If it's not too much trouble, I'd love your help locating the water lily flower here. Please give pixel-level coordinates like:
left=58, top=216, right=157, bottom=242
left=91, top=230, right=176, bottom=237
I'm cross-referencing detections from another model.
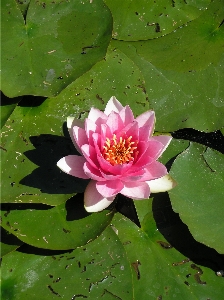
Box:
left=57, top=96, right=176, bottom=212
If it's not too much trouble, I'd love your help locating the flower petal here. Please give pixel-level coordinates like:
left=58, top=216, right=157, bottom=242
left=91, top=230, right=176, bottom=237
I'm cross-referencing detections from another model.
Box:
left=106, top=111, right=123, bottom=134
left=83, top=162, right=105, bottom=181
left=57, top=155, right=89, bottom=179
left=104, top=96, right=124, bottom=115
left=136, top=110, right=155, bottom=134
left=150, top=135, right=172, bottom=155
left=120, top=181, right=150, bottom=199
left=81, top=144, right=99, bottom=168
left=67, top=117, right=85, bottom=153
left=85, top=118, right=99, bottom=145
left=84, top=180, right=115, bottom=212
left=118, top=121, right=139, bottom=143
left=87, top=108, right=107, bottom=126
left=119, top=105, right=135, bottom=127
left=100, top=123, right=113, bottom=151
left=96, top=180, right=124, bottom=198
left=139, top=161, right=168, bottom=181
left=73, top=125, right=88, bottom=152
left=133, top=141, right=163, bottom=169
left=147, top=174, right=177, bottom=193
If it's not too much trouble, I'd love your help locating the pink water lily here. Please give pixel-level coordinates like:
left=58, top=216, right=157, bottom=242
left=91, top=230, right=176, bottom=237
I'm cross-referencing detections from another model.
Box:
left=57, top=96, right=176, bottom=212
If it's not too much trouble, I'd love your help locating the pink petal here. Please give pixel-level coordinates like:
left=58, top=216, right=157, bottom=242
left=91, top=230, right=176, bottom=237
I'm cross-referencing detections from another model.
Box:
left=97, top=153, right=133, bottom=176
left=100, top=170, right=122, bottom=180
left=57, top=155, right=89, bottom=179
left=120, top=181, right=150, bottom=200
left=119, top=105, right=135, bottom=127
left=83, top=162, right=105, bottom=181
left=146, top=174, right=177, bottom=193
left=87, top=108, right=107, bottom=126
left=100, top=124, right=113, bottom=152
left=106, top=111, right=123, bottom=134
left=136, top=110, right=155, bottom=136
left=73, top=126, right=88, bottom=152
left=139, top=161, right=167, bottom=181
left=138, top=124, right=153, bottom=142
left=96, top=180, right=124, bottom=198
left=104, top=96, right=124, bottom=115
left=85, top=118, right=100, bottom=145
left=150, top=135, right=172, bottom=156
left=142, top=140, right=164, bottom=161
left=67, top=117, right=85, bottom=153
left=117, top=121, right=139, bottom=143
left=133, top=141, right=163, bottom=169
left=84, top=180, right=115, bottom=212
left=121, top=169, right=145, bottom=181
left=81, top=144, right=99, bottom=168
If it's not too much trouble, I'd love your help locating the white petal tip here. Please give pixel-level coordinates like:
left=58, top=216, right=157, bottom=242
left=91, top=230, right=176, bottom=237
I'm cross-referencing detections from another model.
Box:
left=84, top=180, right=115, bottom=212
left=57, top=157, right=69, bottom=172
left=104, top=96, right=123, bottom=115
left=67, top=116, right=75, bottom=129
left=84, top=198, right=113, bottom=213
left=147, top=174, right=177, bottom=193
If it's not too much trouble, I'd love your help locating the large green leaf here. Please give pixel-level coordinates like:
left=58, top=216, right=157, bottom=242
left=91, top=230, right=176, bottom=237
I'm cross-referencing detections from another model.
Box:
left=108, top=0, right=224, bottom=132
left=112, top=209, right=224, bottom=299
left=0, top=200, right=114, bottom=250
left=2, top=209, right=223, bottom=300
left=169, top=143, right=224, bottom=253
left=49, top=44, right=150, bottom=117
left=110, top=41, right=224, bottom=132
left=1, top=0, right=112, bottom=97
left=130, top=0, right=224, bottom=71
left=1, top=226, right=132, bottom=300
left=104, top=0, right=211, bottom=41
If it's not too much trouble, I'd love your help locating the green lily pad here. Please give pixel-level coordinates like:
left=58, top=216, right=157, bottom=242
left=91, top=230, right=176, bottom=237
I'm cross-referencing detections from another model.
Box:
left=0, top=199, right=114, bottom=250
left=1, top=225, right=132, bottom=300
left=110, top=38, right=224, bottom=132
left=1, top=0, right=112, bottom=97
left=111, top=208, right=224, bottom=299
left=104, top=0, right=211, bottom=41
left=48, top=45, right=149, bottom=118
left=169, top=143, right=224, bottom=253
left=130, top=0, right=224, bottom=71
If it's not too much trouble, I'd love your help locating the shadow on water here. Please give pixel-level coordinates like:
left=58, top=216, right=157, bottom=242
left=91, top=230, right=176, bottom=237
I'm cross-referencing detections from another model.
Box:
left=152, top=192, right=224, bottom=273
left=20, top=133, right=88, bottom=194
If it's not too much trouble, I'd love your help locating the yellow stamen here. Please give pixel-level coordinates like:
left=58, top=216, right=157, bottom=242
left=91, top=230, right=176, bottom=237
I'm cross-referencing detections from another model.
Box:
left=103, top=134, right=138, bottom=165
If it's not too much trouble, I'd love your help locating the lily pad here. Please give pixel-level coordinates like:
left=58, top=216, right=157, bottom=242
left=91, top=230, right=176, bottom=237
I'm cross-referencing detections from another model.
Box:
left=110, top=209, right=224, bottom=299
left=104, top=0, right=211, bottom=41
left=0, top=199, right=114, bottom=250
left=130, top=0, right=224, bottom=71
left=1, top=0, right=112, bottom=97
left=110, top=38, right=224, bottom=132
left=169, top=143, right=224, bottom=253
left=0, top=226, right=132, bottom=300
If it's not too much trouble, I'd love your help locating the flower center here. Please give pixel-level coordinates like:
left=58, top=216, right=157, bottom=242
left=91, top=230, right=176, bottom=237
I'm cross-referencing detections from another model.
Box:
left=103, top=134, right=138, bottom=166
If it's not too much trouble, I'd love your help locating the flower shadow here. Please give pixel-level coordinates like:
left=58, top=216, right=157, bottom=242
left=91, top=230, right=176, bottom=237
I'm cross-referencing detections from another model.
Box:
left=20, top=132, right=88, bottom=194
